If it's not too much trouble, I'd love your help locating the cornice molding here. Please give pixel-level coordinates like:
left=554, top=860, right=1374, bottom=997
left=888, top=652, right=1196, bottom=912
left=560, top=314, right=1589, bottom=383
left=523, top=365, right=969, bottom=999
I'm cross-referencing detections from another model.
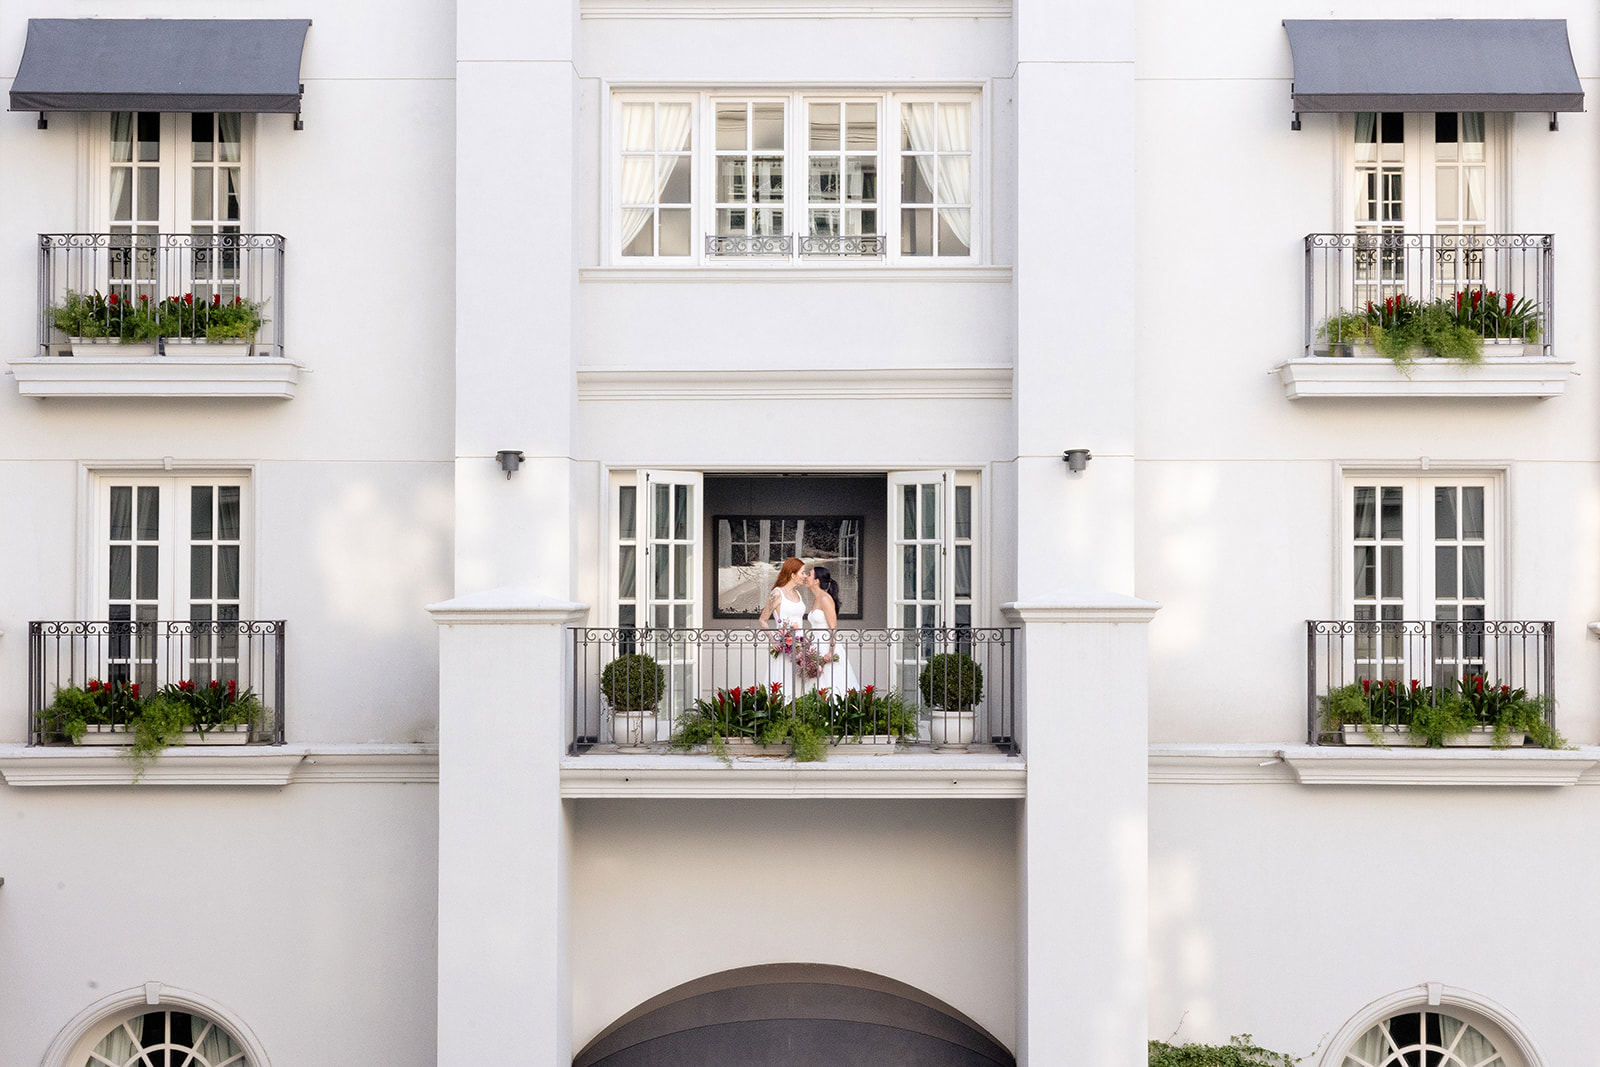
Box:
left=0, top=744, right=439, bottom=788
left=1150, top=743, right=1600, bottom=787
left=560, top=753, right=1025, bottom=797
left=9, top=356, right=303, bottom=400
left=427, top=586, right=590, bottom=625
left=1002, top=588, right=1161, bottom=625
left=578, top=365, right=1011, bottom=401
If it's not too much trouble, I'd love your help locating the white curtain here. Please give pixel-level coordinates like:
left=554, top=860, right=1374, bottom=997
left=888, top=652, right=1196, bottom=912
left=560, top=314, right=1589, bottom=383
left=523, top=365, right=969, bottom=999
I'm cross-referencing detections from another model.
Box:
left=89, top=1021, right=138, bottom=1066
left=193, top=1018, right=247, bottom=1066
left=1341, top=1023, right=1388, bottom=1067
left=901, top=103, right=972, bottom=250
left=619, top=103, right=692, bottom=252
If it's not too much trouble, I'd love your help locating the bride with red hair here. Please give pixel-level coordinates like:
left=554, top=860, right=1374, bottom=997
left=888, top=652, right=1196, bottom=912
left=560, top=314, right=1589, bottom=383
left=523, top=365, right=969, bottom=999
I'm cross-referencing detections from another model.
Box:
left=756, top=557, right=808, bottom=694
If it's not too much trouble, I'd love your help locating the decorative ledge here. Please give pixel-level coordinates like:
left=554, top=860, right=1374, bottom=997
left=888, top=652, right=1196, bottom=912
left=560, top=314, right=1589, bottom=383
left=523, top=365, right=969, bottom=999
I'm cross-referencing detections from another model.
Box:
left=0, top=744, right=438, bottom=787
left=1151, top=743, right=1599, bottom=787
left=9, top=356, right=303, bottom=399
left=579, top=265, right=1011, bottom=284
left=560, top=752, right=1025, bottom=798
left=1277, top=356, right=1574, bottom=399
left=578, top=365, right=1011, bottom=402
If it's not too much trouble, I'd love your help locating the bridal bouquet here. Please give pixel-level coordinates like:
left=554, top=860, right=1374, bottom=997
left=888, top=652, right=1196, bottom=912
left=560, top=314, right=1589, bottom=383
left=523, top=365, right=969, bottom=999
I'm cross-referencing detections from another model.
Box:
left=769, top=624, right=824, bottom=679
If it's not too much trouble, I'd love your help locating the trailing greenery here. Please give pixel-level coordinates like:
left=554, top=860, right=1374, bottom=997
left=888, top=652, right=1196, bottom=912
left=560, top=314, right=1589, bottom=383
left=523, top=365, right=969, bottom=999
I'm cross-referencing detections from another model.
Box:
left=670, top=683, right=918, bottom=762
left=39, top=677, right=262, bottom=776
left=1318, top=285, right=1547, bottom=371
left=919, top=653, right=984, bottom=711
left=1319, top=675, right=1567, bottom=749
left=599, top=653, right=664, bottom=712
left=1148, top=1034, right=1299, bottom=1067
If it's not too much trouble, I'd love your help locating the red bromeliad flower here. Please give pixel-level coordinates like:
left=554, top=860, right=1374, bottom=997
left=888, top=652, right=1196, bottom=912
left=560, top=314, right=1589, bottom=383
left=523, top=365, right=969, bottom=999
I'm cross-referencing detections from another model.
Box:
left=183, top=293, right=194, bottom=306
left=213, top=293, right=222, bottom=307
left=770, top=682, right=782, bottom=694
left=1410, top=679, right=1421, bottom=692
left=227, top=679, right=237, bottom=698
left=1471, top=289, right=1483, bottom=307
left=1361, top=678, right=1371, bottom=695
left=1474, top=675, right=1485, bottom=694
left=109, top=293, right=119, bottom=306
left=129, top=682, right=140, bottom=698
left=1505, top=292, right=1515, bottom=313
left=178, top=679, right=195, bottom=692
left=87, top=679, right=102, bottom=692
left=1501, top=685, right=1511, bottom=695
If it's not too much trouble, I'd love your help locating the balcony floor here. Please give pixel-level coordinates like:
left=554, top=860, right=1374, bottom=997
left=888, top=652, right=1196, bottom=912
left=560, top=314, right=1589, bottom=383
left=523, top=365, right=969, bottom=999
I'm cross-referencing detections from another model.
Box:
left=560, top=750, right=1025, bottom=798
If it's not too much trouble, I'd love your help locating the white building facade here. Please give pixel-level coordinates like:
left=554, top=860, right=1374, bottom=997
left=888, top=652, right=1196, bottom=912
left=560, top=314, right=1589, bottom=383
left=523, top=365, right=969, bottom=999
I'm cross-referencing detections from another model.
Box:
left=0, top=1, right=1594, bottom=1065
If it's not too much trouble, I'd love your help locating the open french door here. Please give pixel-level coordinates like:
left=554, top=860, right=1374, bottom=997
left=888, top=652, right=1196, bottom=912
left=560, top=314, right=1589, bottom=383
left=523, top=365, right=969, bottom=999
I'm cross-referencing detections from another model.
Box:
left=636, top=470, right=702, bottom=723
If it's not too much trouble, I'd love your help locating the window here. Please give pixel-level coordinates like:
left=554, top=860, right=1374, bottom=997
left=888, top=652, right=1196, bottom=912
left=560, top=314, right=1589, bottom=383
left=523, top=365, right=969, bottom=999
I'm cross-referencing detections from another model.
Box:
left=86, top=1009, right=249, bottom=1067
left=1342, top=1010, right=1512, bottom=1067
left=889, top=471, right=979, bottom=630
left=613, top=91, right=978, bottom=264
left=1350, top=112, right=1496, bottom=236
left=1346, top=475, right=1495, bottom=625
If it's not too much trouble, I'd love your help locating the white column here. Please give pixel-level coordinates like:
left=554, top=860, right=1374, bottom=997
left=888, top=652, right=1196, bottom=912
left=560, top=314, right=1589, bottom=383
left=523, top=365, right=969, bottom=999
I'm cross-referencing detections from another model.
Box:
left=1004, top=590, right=1156, bottom=1067
left=454, top=0, right=580, bottom=595
left=429, top=587, right=588, bottom=1066
left=1011, top=0, right=1137, bottom=598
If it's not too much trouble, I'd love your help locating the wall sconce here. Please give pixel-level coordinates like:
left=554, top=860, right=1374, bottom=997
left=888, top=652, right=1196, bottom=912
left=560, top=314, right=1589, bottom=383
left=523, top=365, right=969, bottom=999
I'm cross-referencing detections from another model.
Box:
left=495, top=450, right=524, bottom=479
left=1062, top=448, right=1092, bottom=473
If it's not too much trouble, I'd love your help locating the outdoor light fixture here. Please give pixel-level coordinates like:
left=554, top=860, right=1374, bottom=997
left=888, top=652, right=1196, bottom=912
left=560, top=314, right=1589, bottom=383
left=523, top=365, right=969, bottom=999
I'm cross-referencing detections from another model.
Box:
left=1063, top=448, right=1092, bottom=473
left=496, top=450, right=524, bottom=479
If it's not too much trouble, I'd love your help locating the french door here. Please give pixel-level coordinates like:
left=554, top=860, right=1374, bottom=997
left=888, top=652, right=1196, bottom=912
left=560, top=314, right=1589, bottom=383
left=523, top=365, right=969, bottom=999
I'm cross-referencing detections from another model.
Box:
left=93, top=476, right=250, bottom=689
left=1344, top=475, right=1496, bottom=683
left=614, top=471, right=702, bottom=722
left=887, top=471, right=977, bottom=697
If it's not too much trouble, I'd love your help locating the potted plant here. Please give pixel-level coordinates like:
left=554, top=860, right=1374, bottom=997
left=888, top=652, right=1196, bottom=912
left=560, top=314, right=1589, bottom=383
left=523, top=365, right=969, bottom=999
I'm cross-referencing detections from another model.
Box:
left=919, top=653, right=984, bottom=749
left=1321, top=675, right=1564, bottom=749
left=600, top=652, right=664, bottom=750
left=1448, top=288, right=1542, bottom=357
left=1317, top=294, right=1483, bottom=370
left=829, top=685, right=916, bottom=750
left=48, top=290, right=166, bottom=357
left=161, top=292, right=265, bottom=357
left=38, top=676, right=261, bottom=775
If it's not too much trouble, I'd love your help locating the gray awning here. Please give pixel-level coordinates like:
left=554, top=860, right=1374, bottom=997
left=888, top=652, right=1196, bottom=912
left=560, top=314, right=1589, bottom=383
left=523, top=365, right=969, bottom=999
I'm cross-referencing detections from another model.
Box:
left=1284, top=19, right=1584, bottom=114
left=10, top=19, right=311, bottom=113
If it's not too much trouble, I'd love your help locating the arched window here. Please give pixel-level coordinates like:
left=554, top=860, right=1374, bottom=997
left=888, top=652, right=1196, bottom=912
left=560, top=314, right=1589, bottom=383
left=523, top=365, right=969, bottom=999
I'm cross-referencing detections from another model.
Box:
left=85, top=1009, right=248, bottom=1067
left=1337, top=1004, right=1530, bottom=1067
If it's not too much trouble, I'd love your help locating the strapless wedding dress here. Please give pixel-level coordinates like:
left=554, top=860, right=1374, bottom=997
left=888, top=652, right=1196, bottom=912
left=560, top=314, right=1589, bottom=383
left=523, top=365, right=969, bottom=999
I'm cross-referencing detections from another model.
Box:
left=806, top=608, right=858, bottom=696
left=763, top=589, right=808, bottom=696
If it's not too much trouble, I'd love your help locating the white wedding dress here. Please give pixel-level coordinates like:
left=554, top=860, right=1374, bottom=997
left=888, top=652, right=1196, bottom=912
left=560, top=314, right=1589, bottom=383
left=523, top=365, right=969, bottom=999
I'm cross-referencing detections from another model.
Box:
left=763, top=588, right=808, bottom=696
left=806, top=608, right=858, bottom=696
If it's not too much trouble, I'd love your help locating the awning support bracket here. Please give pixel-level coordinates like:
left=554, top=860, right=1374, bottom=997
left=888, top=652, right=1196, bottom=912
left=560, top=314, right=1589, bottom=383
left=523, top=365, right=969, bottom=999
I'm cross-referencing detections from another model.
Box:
left=1550, top=112, right=1559, bottom=132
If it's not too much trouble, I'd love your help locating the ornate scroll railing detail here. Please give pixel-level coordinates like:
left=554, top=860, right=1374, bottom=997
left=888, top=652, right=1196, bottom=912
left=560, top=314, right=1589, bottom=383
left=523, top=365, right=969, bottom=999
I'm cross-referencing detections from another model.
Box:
left=705, top=234, right=794, bottom=257
left=570, top=626, right=1018, bottom=755
left=1303, top=233, right=1554, bottom=358
left=38, top=233, right=286, bottom=358
left=799, top=234, right=887, bottom=257
left=1306, top=619, right=1553, bottom=745
left=28, top=620, right=286, bottom=745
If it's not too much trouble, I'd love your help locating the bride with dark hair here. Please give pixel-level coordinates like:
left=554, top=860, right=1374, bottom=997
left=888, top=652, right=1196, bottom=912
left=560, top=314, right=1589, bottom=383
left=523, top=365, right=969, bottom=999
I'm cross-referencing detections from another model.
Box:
left=803, top=565, right=858, bottom=696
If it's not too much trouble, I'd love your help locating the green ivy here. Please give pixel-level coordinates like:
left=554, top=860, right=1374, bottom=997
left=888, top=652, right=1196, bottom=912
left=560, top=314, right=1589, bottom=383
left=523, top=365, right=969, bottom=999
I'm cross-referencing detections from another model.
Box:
left=1148, top=1035, right=1300, bottom=1067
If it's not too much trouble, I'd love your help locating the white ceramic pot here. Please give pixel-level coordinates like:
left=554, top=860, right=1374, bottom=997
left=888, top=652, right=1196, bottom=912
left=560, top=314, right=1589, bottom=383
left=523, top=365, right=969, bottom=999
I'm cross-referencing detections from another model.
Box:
left=928, top=708, right=975, bottom=749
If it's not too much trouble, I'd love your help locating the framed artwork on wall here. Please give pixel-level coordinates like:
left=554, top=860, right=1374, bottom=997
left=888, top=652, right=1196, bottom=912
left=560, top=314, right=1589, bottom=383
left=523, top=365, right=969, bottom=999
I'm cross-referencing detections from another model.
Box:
left=713, top=515, right=865, bottom=619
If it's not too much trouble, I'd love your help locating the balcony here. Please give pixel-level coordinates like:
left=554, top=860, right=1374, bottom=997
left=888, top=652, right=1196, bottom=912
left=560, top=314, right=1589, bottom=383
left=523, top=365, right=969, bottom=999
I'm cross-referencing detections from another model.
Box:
left=569, top=626, right=1017, bottom=756
left=1280, top=233, right=1572, bottom=398
left=29, top=620, right=286, bottom=746
left=10, top=233, right=299, bottom=399
left=1306, top=619, right=1555, bottom=747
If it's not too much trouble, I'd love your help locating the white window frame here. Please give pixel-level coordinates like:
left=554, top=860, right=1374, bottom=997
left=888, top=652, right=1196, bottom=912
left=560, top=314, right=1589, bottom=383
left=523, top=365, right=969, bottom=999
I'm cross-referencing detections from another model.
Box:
left=607, top=88, right=983, bottom=267
left=1336, top=466, right=1507, bottom=624
left=1338, top=112, right=1507, bottom=235
left=82, top=111, right=257, bottom=235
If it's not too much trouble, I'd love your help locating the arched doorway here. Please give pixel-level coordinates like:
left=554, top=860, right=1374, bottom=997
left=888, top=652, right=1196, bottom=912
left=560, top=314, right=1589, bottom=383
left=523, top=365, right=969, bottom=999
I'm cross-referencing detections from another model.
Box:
left=574, top=963, right=1014, bottom=1067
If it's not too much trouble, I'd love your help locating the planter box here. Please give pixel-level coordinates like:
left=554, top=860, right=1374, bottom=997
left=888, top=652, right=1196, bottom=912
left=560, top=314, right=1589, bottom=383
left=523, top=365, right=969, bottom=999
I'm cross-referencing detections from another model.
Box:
left=75, top=724, right=251, bottom=746
left=832, top=735, right=902, bottom=754
left=1482, top=339, right=1540, bottom=358
left=68, top=337, right=158, bottom=358
left=1340, top=724, right=1529, bottom=748
left=165, top=337, right=253, bottom=358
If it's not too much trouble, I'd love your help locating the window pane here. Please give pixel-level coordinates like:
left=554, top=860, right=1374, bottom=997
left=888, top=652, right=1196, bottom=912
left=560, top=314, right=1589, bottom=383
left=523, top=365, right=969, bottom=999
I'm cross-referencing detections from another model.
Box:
left=620, top=158, right=654, bottom=203
left=191, top=486, right=213, bottom=539
left=1380, top=111, right=1403, bottom=143
left=110, top=486, right=133, bottom=540
left=938, top=155, right=971, bottom=197
left=903, top=208, right=932, bottom=254
left=111, top=112, right=134, bottom=162
left=653, top=544, right=669, bottom=599
left=844, top=158, right=876, bottom=203
left=903, top=545, right=916, bottom=597
left=192, top=113, right=215, bottom=161
left=810, top=157, right=840, bottom=201
left=716, top=103, right=747, bottom=150
left=192, top=168, right=214, bottom=222
left=717, top=158, right=747, bottom=202
left=901, top=103, right=932, bottom=150
left=223, top=168, right=241, bottom=220
left=1353, top=486, right=1375, bottom=540
left=1434, top=487, right=1456, bottom=540
left=1354, top=546, right=1375, bottom=599
left=110, top=546, right=132, bottom=600
left=810, top=209, right=839, bottom=236
left=921, top=484, right=937, bottom=539
left=1435, top=166, right=1457, bottom=219
left=660, top=156, right=691, bottom=203
left=136, top=546, right=159, bottom=600
left=921, top=544, right=937, bottom=598
left=618, top=545, right=636, bottom=598
left=136, top=168, right=160, bottom=222
left=136, top=112, right=160, bottom=161
left=954, top=545, right=971, bottom=598
left=218, top=113, right=242, bottom=162
left=752, top=157, right=783, bottom=201
left=954, top=485, right=972, bottom=539
left=137, top=487, right=160, bottom=540
left=618, top=486, right=637, bottom=540
left=192, top=545, right=214, bottom=598
left=902, top=157, right=933, bottom=203
left=673, top=544, right=689, bottom=598
left=218, top=487, right=240, bottom=540
left=111, top=168, right=133, bottom=221
left=673, top=484, right=690, bottom=540
left=1380, top=545, right=1403, bottom=599
left=1463, top=546, right=1485, bottom=598
left=1462, top=487, right=1484, bottom=539
left=809, top=103, right=840, bottom=150
left=902, top=486, right=916, bottom=539
left=659, top=103, right=690, bottom=150
left=622, top=214, right=653, bottom=256
left=1380, top=487, right=1402, bottom=539
left=659, top=210, right=690, bottom=256
left=752, top=104, right=784, bottom=150
left=653, top=483, right=669, bottom=540
left=621, top=103, right=654, bottom=151
left=618, top=603, right=635, bottom=627
left=218, top=546, right=240, bottom=599
left=846, top=102, right=876, bottom=149
left=938, top=104, right=971, bottom=150
left=937, top=210, right=971, bottom=256
left=1435, top=111, right=1457, bottom=145
left=1435, top=546, right=1457, bottom=598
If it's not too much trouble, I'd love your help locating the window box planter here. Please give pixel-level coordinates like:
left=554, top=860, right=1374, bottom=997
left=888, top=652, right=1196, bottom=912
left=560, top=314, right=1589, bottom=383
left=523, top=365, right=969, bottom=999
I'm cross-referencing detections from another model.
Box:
left=75, top=723, right=252, bottom=746
left=1341, top=724, right=1528, bottom=748
left=68, top=337, right=158, bottom=358
left=165, top=337, right=252, bottom=358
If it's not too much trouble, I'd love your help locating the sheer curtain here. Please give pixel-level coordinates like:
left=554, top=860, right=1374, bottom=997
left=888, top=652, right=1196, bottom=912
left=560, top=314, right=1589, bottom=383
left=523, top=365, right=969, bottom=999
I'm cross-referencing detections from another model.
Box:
left=619, top=103, right=692, bottom=252
left=900, top=103, right=971, bottom=251
left=90, top=1021, right=138, bottom=1066
left=1341, top=1023, right=1388, bottom=1067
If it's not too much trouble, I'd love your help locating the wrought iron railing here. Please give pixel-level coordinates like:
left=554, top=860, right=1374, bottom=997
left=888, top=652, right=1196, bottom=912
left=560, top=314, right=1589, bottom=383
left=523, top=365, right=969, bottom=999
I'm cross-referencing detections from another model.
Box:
left=38, top=233, right=286, bottom=358
left=1304, top=233, right=1553, bottom=358
left=1306, top=619, right=1553, bottom=745
left=29, top=620, right=286, bottom=745
left=705, top=234, right=886, bottom=258
left=571, top=626, right=1017, bottom=754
